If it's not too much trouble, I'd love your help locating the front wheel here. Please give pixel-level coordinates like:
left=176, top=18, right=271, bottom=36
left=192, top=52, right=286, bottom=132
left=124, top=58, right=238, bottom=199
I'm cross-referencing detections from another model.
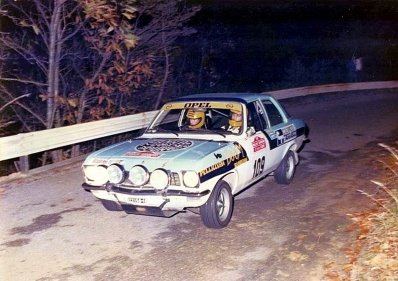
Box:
left=200, top=180, right=233, bottom=229
left=274, top=151, right=296, bottom=185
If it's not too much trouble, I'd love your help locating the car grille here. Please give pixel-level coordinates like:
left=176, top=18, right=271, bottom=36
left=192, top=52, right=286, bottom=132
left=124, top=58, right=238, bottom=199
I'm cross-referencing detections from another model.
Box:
left=170, top=172, right=181, bottom=186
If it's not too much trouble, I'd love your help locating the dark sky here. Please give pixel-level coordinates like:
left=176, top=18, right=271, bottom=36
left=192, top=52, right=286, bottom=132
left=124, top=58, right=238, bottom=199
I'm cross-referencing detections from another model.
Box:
left=185, top=1, right=398, bottom=90
left=195, top=0, right=398, bottom=22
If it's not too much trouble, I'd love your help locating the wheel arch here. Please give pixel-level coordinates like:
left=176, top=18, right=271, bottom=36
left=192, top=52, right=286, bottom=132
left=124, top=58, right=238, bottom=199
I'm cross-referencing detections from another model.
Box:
left=285, top=143, right=299, bottom=165
left=220, top=171, right=239, bottom=194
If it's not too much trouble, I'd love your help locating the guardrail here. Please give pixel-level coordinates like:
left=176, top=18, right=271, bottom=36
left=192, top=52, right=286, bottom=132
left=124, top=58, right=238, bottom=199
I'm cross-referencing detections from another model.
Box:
left=1, top=81, right=398, bottom=171
left=268, top=81, right=398, bottom=99
left=0, top=111, right=158, bottom=161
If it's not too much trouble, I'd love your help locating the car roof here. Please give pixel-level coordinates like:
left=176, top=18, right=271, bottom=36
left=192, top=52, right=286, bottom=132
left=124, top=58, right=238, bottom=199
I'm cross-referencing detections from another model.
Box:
left=172, top=93, right=274, bottom=104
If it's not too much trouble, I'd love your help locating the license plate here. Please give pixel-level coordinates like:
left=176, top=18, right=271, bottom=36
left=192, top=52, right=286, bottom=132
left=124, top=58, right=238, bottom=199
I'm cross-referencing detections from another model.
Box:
left=115, top=193, right=162, bottom=206
left=127, top=196, right=146, bottom=205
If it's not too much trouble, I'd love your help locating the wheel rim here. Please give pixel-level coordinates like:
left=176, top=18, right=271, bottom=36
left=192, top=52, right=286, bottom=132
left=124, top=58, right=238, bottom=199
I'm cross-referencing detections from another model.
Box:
left=216, top=187, right=230, bottom=221
left=285, top=154, right=295, bottom=179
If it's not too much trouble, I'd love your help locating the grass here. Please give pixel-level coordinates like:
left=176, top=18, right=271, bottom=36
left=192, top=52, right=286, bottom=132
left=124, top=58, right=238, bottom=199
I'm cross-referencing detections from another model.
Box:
left=352, top=142, right=398, bottom=280
left=325, top=142, right=398, bottom=280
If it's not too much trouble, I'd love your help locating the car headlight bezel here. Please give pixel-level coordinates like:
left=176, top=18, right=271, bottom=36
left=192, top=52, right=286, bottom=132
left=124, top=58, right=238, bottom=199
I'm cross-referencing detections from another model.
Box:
left=149, top=168, right=169, bottom=190
left=129, top=165, right=149, bottom=186
left=182, top=170, right=200, bottom=188
left=107, top=164, right=126, bottom=184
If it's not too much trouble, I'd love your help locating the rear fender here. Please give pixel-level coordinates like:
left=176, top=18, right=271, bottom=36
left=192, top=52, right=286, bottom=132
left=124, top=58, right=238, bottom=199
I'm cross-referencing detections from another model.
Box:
left=285, top=144, right=299, bottom=165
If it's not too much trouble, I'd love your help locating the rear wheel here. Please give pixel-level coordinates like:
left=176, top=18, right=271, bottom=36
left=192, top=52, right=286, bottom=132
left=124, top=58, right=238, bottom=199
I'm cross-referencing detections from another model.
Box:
left=274, top=151, right=296, bottom=184
left=200, top=180, right=233, bottom=228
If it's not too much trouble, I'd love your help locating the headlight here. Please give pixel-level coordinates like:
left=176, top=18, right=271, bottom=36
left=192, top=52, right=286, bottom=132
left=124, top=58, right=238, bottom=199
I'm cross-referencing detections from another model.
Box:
left=107, top=164, right=125, bottom=184
left=129, top=165, right=149, bottom=186
left=150, top=169, right=169, bottom=190
left=182, top=171, right=200, bottom=188
left=84, top=165, right=108, bottom=185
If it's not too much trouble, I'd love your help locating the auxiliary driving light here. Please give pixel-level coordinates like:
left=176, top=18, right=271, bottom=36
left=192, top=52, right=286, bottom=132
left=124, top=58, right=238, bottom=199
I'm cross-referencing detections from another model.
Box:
left=150, top=169, right=169, bottom=190
left=107, top=164, right=125, bottom=184
left=129, top=165, right=149, bottom=186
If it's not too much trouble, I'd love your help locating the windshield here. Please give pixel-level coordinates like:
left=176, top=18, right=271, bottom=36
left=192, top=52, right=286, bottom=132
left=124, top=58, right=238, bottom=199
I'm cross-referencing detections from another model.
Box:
left=146, top=101, right=244, bottom=135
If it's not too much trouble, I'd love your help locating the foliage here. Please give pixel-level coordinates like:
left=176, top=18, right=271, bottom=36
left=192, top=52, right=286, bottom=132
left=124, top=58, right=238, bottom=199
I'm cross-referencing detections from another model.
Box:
left=70, top=0, right=155, bottom=122
left=0, top=0, right=199, bottom=136
left=324, top=142, right=398, bottom=280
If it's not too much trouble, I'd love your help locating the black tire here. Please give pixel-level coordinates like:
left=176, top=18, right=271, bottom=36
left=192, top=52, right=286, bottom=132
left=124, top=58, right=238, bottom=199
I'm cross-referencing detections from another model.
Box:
left=200, top=180, right=233, bottom=229
left=101, top=199, right=123, bottom=211
left=274, top=151, right=296, bottom=185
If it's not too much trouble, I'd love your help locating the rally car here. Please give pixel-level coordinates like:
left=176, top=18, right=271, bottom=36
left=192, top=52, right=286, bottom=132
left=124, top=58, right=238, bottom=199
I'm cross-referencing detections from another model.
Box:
left=82, top=93, right=307, bottom=228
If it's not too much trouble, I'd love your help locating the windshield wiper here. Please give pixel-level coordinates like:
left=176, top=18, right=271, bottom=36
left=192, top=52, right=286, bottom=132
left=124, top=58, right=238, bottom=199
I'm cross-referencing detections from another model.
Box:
left=209, top=130, right=227, bottom=138
left=181, top=128, right=226, bottom=138
left=152, top=128, right=179, bottom=136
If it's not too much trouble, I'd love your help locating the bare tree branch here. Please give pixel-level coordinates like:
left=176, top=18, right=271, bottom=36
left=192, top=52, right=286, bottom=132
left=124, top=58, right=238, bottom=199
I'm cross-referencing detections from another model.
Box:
left=0, top=77, right=47, bottom=86
left=0, top=36, right=48, bottom=75
left=0, top=93, right=31, bottom=113
left=0, top=86, right=46, bottom=126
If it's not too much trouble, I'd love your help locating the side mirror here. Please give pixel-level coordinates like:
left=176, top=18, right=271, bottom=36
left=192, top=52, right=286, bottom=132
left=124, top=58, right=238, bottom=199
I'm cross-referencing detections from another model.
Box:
left=246, top=127, right=256, bottom=136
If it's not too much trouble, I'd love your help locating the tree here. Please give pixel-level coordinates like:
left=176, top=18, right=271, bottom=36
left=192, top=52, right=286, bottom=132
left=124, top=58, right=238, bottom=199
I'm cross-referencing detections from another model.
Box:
left=0, top=0, right=199, bottom=129
left=0, top=0, right=199, bottom=162
left=132, top=0, right=199, bottom=109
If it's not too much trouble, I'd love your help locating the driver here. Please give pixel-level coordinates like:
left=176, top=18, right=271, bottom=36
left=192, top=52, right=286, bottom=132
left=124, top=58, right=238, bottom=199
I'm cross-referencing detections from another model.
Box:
left=186, top=109, right=205, bottom=129
left=227, top=108, right=243, bottom=133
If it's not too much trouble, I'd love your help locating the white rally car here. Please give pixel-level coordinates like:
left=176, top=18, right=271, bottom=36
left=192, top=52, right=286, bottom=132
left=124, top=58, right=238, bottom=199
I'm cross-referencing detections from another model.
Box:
left=82, top=93, right=307, bottom=228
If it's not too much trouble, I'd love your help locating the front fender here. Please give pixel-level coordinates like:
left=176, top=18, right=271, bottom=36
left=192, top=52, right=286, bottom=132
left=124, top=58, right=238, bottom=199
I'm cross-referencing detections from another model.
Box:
left=199, top=170, right=239, bottom=195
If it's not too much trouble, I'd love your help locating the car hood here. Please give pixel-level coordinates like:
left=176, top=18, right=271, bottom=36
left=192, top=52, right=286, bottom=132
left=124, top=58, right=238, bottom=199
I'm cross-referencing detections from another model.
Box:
left=84, top=138, right=230, bottom=170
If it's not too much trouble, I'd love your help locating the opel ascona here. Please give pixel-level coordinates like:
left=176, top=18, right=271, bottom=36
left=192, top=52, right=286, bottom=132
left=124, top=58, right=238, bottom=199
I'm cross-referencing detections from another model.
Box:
left=82, top=93, right=307, bottom=228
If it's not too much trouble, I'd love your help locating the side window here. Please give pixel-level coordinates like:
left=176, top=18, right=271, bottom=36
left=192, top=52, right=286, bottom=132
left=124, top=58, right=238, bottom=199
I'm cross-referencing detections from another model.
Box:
left=262, top=100, right=284, bottom=126
left=247, top=102, right=267, bottom=131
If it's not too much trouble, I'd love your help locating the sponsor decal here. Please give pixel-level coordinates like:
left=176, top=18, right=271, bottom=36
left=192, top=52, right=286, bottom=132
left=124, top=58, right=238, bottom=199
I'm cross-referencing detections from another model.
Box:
left=275, top=124, right=297, bottom=146
left=161, top=101, right=242, bottom=111
left=252, top=136, right=266, bottom=152
left=199, top=142, right=248, bottom=182
left=124, top=151, right=161, bottom=158
left=214, top=153, right=222, bottom=159
left=234, top=158, right=248, bottom=167
left=136, top=140, right=193, bottom=152
left=92, top=158, right=107, bottom=165
left=199, top=161, right=225, bottom=177
left=183, top=102, right=211, bottom=108
left=91, top=158, right=123, bottom=165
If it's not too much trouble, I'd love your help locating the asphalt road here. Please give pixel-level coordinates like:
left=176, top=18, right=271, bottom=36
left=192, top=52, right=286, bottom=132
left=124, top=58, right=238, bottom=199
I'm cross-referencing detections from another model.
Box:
left=1, top=89, right=397, bottom=281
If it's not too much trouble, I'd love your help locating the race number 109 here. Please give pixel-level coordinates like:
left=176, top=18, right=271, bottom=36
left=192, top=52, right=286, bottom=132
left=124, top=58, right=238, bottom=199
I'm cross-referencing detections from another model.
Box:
left=253, top=156, right=265, bottom=178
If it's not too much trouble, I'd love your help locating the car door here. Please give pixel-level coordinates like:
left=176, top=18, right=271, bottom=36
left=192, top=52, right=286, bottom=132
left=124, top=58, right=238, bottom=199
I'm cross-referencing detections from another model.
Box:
left=243, top=101, right=272, bottom=180
left=260, top=98, right=293, bottom=170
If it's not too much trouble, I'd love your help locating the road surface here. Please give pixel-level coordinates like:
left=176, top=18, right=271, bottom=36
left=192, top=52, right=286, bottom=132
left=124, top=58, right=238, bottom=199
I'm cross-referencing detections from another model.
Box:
left=1, top=89, right=397, bottom=281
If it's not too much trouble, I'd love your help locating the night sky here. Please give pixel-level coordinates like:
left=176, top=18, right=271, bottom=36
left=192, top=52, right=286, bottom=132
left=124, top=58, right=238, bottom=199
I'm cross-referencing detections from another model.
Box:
left=185, top=1, right=398, bottom=92
left=195, top=0, right=398, bottom=22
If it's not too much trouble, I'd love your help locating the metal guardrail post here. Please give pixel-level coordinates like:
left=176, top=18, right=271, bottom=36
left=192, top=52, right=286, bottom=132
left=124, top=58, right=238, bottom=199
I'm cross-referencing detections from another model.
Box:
left=19, top=155, right=30, bottom=172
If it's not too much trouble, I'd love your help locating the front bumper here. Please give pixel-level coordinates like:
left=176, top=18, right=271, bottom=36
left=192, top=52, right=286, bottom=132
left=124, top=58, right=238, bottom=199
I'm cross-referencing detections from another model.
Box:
left=82, top=183, right=210, bottom=197
left=82, top=183, right=211, bottom=217
left=121, top=204, right=178, bottom=217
